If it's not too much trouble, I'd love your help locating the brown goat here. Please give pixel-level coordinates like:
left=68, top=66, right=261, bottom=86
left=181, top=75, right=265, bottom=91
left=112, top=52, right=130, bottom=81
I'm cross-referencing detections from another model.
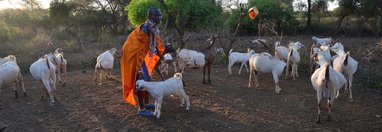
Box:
left=200, top=35, right=218, bottom=84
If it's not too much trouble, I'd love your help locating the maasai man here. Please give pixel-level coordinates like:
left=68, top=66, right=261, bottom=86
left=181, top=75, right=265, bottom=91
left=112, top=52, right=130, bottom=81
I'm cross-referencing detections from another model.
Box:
left=120, top=7, right=167, bottom=116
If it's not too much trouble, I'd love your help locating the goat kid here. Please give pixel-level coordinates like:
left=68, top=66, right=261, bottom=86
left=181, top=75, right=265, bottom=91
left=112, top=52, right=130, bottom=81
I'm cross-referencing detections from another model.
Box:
left=159, top=53, right=178, bottom=75
left=46, top=49, right=67, bottom=85
left=136, top=73, right=190, bottom=118
left=228, top=48, right=256, bottom=74
left=94, top=47, right=120, bottom=85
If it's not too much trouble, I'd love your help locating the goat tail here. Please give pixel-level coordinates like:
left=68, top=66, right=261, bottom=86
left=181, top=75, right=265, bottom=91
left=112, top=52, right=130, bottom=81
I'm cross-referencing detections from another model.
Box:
left=174, top=72, right=183, bottom=79
left=324, top=63, right=330, bottom=89
left=60, top=54, right=64, bottom=62
left=344, top=52, right=350, bottom=67
left=229, top=49, right=233, bottom=55
left=45, top=55, right=51, bottom=69
left=287, top=49, right=293, bottom=62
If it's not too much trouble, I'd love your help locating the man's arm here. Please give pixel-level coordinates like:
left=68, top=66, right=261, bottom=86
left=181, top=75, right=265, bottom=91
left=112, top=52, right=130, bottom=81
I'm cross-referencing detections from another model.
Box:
left=140, top=24, right=150, bottom=35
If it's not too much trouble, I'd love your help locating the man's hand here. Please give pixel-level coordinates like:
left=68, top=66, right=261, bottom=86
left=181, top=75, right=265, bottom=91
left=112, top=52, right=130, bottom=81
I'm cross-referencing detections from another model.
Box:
left=164, top=44, right=175, bottom=54
left=155, top=48, right=164, bottom=60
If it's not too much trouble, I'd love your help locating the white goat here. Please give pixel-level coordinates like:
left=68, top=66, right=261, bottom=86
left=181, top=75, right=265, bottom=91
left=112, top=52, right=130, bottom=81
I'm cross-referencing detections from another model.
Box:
left=310, top=44, right=333, bottom=74
left=0, top=55, right=17, bottom=66
left=135, top=73, right=190, bottom=118
left=311, top=60, right=346, bottom=123
left=309, top=44, right=322, bottom=75
left=275, top=41, right=304, bottom=80
left=312, top=36, right=333, bottom=47
left=227, top=48, right=256, bottom=74
left=0, top=55, right=26, bottom=107
left=30, top=55, right=57, bottom=105
left=250, top=38, right=267, bottom=44
left=248, top=52, right=286, bottom=93
left=176, top=48, right=205, bottom=73
left=159, top=53, right=177, bottom=75
left=46, top=49, right=67, bottom=85
left=94, top=47, right=119, bottom=85
left=330, top=42, right=358, bottom=102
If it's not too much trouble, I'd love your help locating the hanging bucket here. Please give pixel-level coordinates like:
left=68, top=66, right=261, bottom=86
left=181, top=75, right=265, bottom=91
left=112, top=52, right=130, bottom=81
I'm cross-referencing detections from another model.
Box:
left=248, top=6, right=259, bottom=20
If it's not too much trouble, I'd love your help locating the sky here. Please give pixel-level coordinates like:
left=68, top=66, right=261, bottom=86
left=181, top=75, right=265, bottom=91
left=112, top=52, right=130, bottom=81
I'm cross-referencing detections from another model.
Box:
left=0, top=0, right=339, bottom=11
left=0, top=0, right=51, bottom=10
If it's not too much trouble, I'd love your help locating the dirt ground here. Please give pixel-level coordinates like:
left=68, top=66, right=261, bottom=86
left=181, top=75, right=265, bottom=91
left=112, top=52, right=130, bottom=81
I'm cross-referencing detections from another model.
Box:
left=1, top=36, right=381, bottom=131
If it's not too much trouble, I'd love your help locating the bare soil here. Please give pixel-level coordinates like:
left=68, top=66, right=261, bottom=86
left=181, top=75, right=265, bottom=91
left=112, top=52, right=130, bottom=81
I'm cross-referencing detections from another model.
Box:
left=1, top=36, right=381, bottom=131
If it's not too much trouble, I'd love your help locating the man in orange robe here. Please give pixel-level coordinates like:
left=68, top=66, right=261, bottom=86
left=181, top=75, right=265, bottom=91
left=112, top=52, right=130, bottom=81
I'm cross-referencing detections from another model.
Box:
left=120, top=7, right=165, bottom=114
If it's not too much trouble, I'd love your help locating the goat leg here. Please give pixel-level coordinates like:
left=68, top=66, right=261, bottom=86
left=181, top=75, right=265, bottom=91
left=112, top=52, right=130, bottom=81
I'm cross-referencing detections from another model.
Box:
left=327, top=101, right=332, bottom=121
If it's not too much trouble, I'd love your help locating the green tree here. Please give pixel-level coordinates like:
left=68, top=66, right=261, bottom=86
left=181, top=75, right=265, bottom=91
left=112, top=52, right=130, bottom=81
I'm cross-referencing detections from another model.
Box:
left=125, top=0, right=223, bottom=31
left=239, top=0, right=297, bottom=35
left=125, top=0, right=162, bottom=27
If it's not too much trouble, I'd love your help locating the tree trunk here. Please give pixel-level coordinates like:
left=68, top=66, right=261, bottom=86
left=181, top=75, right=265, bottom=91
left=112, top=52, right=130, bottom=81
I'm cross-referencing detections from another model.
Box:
left=307, top=0, right=312, bottom=31
left=225, top=4, right=245, bottom=55
left=336, top=12, right=349, bottom=31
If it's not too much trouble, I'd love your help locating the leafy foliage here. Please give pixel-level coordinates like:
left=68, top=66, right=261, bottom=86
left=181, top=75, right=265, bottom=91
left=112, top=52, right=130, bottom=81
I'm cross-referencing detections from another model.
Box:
left=225, top=0, right=297, bottom=35
left=125, top=0, right=224, bottom=31
left=125, top=0, right=162, bottom=27
left=49, top=1, right=75, bottom=25
left=166, top=0, right=224, bottom=31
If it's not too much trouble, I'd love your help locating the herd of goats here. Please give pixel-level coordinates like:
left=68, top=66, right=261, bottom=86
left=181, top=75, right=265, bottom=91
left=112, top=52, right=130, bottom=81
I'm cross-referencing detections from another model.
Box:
left=0, top=35, right=358, bottom=123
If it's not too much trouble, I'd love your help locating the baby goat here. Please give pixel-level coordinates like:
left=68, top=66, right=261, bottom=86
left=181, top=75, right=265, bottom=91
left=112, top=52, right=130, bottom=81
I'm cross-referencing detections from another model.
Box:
left=53, top=48, right=67, bottom=85
left=136, top=73, right=190, bottom=118
left=227, top=48, right=256, bottom=74
left=94, top=47, right=119, bottom=85
left=159, top=53, right=177, bottom=75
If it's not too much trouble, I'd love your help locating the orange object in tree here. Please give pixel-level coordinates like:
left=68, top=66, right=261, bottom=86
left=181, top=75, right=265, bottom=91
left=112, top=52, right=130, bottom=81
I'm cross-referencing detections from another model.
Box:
left=248, top=6, right=259, bottom=20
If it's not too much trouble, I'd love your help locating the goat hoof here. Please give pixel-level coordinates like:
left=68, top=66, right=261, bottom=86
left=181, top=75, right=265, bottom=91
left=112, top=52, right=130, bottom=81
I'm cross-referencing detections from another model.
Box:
left=98, top=83, right=102, bottom=86
left=327, top=116, right=331, bottom=121
left=349, top=98, right=353, bottom=103
left=316, top=120, right=321, bottom=124
left=23, top=92, right=27, bottom=97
